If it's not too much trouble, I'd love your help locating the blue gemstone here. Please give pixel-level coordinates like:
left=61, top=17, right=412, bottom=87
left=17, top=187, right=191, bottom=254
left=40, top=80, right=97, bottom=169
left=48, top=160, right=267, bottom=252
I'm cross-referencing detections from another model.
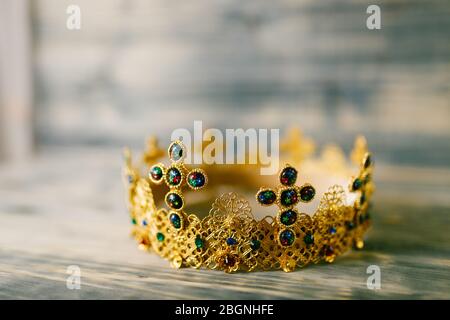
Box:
left=226, top=237, right=237, bottom=245
left=170, top=213, right=182, bottom=229
left=127, top=175, right=134, bottom=184
left=329, top=226, right=336, bottom=234
left=141, top=219, right=148, bottom=226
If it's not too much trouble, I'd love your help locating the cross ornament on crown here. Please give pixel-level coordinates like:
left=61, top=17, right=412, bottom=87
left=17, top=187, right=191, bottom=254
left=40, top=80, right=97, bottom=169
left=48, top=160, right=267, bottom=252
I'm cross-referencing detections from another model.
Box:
left=256, top=164, right=316, bottom=247
left=148, top=140, right=208, bottom=231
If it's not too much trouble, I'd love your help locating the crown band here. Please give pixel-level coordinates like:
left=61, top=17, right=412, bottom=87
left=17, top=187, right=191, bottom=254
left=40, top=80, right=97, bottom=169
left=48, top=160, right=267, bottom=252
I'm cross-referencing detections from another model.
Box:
left=123, top=132, right=374, bottom=273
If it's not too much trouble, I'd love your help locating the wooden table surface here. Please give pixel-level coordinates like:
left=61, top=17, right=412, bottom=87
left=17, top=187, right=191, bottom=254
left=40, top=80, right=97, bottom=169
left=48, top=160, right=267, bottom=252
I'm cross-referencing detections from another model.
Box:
left=0, top=148, right=449, bottom=299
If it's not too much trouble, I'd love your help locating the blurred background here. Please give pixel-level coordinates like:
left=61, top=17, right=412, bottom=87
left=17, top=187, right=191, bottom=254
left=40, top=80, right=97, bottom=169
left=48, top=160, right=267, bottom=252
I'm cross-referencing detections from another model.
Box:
left=0, top=0, right=449, bottom=166
left=0, top=0, right=449, bottom=300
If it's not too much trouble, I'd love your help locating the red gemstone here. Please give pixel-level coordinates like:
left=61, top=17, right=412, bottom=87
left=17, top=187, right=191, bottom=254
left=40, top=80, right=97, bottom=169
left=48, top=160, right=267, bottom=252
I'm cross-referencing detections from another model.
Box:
left=325, top=246, right=334, bottom=256
left=223, top=254, right=236, bottom=267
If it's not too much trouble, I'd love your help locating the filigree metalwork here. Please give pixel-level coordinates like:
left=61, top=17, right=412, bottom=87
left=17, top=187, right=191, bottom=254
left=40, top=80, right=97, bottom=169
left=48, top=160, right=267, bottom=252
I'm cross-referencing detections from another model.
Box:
left=123, top=138, right=374, bottom=273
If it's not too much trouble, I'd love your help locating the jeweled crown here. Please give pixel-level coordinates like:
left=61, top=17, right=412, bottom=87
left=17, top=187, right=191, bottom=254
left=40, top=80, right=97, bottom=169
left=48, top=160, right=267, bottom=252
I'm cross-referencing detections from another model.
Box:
left=123, top=130, right=374, bottom=272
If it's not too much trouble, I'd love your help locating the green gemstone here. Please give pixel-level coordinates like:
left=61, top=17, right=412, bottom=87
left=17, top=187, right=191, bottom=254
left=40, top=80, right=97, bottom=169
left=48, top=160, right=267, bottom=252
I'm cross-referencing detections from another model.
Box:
left=250, top=239, right=261, bottom=251
left=303, top=233, right=314, bottom=245
left=195, top=236, right=204, bottom=249
left=156, top=232, right=165, bottom=242
left=352, top=178, right=363, bottom=191
left=131, top=218, right=137, bottom=225
left=150, top=165, right=163, bottom=181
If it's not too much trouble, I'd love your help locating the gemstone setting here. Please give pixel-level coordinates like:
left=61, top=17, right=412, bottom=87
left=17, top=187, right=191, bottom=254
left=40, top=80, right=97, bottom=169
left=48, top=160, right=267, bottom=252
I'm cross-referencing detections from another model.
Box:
left=156, top=232, right=165, bottom=242
left=299, top=185, right=315, bottom=202
left=165, top=192, right=184, bottom=210
left=280, top=188, right=298, bottom=207
left=280, top=166, right=297, bottom=186
left=303, top=233, right=314, bottom=245
left=250, top=239, right=261, bottom=251
left=279, top=229, right=295, bottom=246
left=195, top=236, right=204, bottom=249
left=364, top=154, right=372, bottom=169
left=169, top=212, right=182, bottom=229
left=352, top=178, right=363, bottom=191
left=166, top=166, right=182, bottom=186
left=257, top=189, right=277, bottom=205
left=279, top=209, right=298, bottom=226
left=226, top=237, right=237, bottom=246
left=187, top=170, right=206, bottom=189
left=149, top=165, right=163, bottom=182
left=169, top=142, right=184, bottom=162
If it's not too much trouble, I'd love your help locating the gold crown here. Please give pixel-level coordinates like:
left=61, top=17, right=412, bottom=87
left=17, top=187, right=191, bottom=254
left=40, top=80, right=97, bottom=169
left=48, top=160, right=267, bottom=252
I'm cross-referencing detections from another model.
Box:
left=123, top=129, right=374, bottom=272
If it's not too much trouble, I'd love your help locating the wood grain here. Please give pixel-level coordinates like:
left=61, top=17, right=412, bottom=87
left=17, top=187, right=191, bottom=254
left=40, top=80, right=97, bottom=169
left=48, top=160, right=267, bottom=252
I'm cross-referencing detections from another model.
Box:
left=0, top=149, right=448, bottom=299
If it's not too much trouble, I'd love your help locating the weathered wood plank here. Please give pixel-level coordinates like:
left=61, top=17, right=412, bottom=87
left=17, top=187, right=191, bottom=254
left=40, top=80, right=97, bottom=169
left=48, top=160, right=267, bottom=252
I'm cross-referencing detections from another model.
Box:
left=0, top=149, right=449, bottom=299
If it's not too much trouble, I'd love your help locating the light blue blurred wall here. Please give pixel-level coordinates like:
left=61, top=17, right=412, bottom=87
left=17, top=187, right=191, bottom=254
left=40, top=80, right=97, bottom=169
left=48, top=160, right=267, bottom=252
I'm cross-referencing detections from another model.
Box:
left=32, top=0, right=450, bottom=167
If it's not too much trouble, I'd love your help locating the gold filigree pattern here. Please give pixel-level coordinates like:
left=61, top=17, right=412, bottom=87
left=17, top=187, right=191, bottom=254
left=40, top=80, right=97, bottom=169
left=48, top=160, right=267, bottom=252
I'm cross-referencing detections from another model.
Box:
left=123, top=137, right=374, bottom=273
